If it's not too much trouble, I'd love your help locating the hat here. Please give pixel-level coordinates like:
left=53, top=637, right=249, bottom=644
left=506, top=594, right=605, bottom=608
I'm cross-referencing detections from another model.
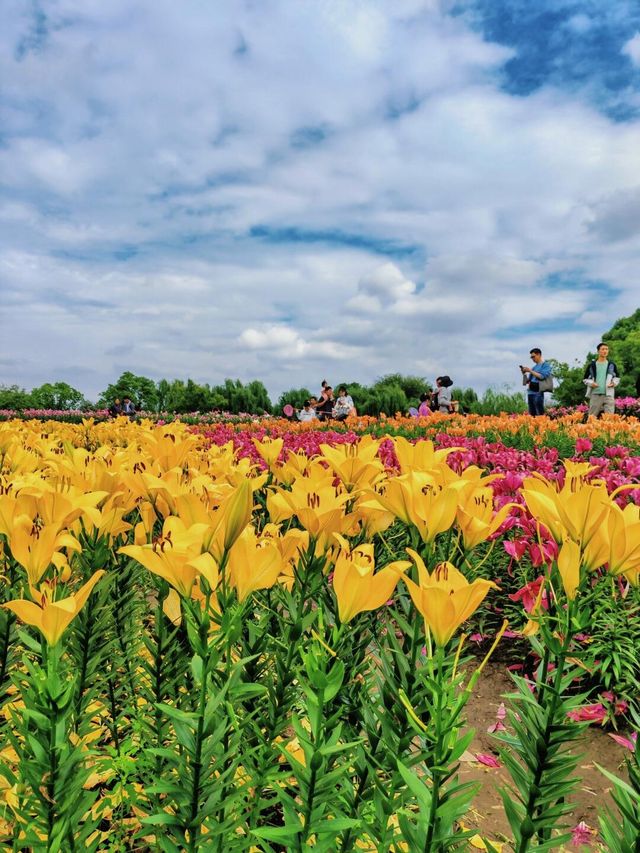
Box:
left=439, top=375, right=453, bottom=387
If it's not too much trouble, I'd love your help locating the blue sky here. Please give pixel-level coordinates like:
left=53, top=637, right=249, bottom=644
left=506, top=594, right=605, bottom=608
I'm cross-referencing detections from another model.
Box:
left=1, top=0, right=640, bottom=402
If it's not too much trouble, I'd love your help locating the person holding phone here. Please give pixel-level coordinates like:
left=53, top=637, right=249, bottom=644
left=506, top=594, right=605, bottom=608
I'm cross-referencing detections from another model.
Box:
left=520, top=348, right=552, bottom=416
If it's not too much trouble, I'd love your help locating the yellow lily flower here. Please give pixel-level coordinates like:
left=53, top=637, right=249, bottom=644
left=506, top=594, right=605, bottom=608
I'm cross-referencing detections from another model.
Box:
left=556, top=483, right=611, bottom=549
left=351, top=494, right=396, bottom=538
left=120, top=517, right=211, bottom=597
left=392, top=437, right=463, bottom=475
left=272, top=453, right=328, bottom=487
left=0, top=493, right=27, bottom=538
left=521, top=478, right=566, bottom=543
left=403, top=550, right=497, bottom=646
left=606, top=502, right=640, bottom=584
left=319, top=437, right=385, bottom=493
left=331, top=535, right=410, bottom=623
left=562, top=460, right=600, bottom=488
left=522, top=475, right=610, bottom=549
left=3, top=570, right=105, bottom=646
left=94, top=506, right=133, bottom=543
left=260, top=523, right=310, bottom=588
left=455, top=486, right=513, bottom=550
left=580, top=517, right=610, bottom=573
left=368, top=472, right=462, bottom=544
left=226, top=527, right=283, bottom=602
left=137, top=423, right=200, bottom=472
left=268, top=470, right=351, bottom=546
left=19, top=488, right=108, bottom=530
left=556, top=538, right=581, bottom=600
left=9, top=517, right=82, bottom=587
left=202, top=478, right=254, bottom=562
left=252, top=437, right=284, bottom=470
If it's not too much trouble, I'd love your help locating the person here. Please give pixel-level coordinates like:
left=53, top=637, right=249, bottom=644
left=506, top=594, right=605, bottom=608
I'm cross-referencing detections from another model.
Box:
left=297, top=400, right=317, bottom=422
left=521, top=348, right=552, bottom=417
left=315, top=386, right=334, bottom=421
left=435, top=376, right=454, bottom=413
left=122, top=397, right=137, bottom=419
left=583, top=342, right=619, bottom=417
left=333, top=386, right=356, bottom=421
left=417, top=392, right=432, bottom=417
left=108, top=398, right=123, bottom=418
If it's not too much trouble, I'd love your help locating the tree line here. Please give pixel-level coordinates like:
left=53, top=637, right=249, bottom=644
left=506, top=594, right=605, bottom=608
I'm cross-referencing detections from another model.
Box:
left=0, top=371, right=517, bottom=416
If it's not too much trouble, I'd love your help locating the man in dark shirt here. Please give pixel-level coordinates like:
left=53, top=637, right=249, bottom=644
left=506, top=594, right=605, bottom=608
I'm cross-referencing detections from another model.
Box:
left=109, top=398, right=123, bottom=417
left=315, top=386, right=334, bottom=421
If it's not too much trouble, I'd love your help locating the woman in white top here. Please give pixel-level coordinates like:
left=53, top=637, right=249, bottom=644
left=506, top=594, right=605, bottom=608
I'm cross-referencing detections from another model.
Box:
left=333, top=386, right=356, bottom=420
left=435, top=376, right=454, bottom=413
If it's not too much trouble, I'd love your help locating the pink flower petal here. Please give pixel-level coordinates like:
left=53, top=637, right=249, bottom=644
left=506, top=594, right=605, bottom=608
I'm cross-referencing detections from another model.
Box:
left=475, top=753, right=501, bottom=768
left=571, top=820, right=595, bottom=846
left=608, top=732, right=637, bottom=751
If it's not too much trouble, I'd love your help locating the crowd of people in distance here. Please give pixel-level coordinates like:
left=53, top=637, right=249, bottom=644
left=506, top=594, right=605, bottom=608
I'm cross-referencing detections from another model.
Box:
left=106, top=342, right=633, bottom=422
left=410, top=342, right=627, bottom=420
left=293, top=382, right=357, bottom=422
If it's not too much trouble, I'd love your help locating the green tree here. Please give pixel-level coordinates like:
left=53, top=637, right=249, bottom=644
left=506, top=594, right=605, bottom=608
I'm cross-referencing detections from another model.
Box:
left=455, top=387, right=478, bottom=413
left=547, top=359, right=586, bottom=408
left=372, top=373, right=430, bottom=401
left=245, top=380, right=272, bottom=414
left=179, top=379, right=211, bottom=413
left=466, top=387, right=526, bottom=415
left=0, top=384, right=32, bottom=410
left=30, top=382, right=90, bottom=410
left=602, top=311, right=640, bottom=397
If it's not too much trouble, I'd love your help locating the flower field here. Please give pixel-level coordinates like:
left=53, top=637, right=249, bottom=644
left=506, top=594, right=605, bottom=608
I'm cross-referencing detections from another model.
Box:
left=0, top=415, right=639, bottom=851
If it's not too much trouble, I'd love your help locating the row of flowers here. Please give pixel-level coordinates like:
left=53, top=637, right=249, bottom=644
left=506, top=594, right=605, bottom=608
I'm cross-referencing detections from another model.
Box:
left=0, top=418, right=638, bottom=850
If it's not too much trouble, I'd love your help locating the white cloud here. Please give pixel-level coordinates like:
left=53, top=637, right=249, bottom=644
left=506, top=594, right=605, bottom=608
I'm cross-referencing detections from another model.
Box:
left=623, top=32, right=640, bottom=66
left=1, top=1, right=640, bottom=401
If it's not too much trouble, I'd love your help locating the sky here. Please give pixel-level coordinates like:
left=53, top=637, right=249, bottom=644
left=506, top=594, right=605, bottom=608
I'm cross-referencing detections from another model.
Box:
left=2, top=0, right=640, bottom=404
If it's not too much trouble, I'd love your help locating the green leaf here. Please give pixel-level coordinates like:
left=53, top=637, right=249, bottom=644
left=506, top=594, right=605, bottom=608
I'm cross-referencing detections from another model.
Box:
left=140, top=813, right=183, bottom=826
left=251, top=825, right=303, bottom=842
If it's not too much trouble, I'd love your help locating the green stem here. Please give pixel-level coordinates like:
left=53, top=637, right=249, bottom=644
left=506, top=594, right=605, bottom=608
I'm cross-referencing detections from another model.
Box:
left=0, top=561, right=16, bottom=703
left=299, top=686, right=325, bottom=851
left=423, top=645, right=445, bottom=853
left=153, top=594, right=167, bottom=777
left=339, top=727, right=382, bottom=851
left=186, top=651, right=209, bottom=853
left=245, top=614, right=302, bottom=835
left=515, top=611, right=573, bottom=853
left=0, top=612, right=13, bottom=696
left=45, top=645, right=61, bottom=851
left=106, top=674, right=121, bottom=755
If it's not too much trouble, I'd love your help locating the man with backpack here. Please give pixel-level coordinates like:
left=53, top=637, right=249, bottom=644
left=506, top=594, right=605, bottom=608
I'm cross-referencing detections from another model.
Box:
left=583, top=342, right=619, bottom=417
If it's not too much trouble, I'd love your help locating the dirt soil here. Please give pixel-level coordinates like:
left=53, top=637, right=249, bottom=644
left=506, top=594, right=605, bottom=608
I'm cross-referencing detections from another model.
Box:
left=458, top=662, right=626, bottom=851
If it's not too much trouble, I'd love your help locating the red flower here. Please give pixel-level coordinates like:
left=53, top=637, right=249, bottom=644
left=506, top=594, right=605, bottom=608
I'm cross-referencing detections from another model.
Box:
left=508, top=576, right=547, bottom=613
left=475, top=753, right=501, bottom=768
left=567, top=703, right=607, bottom=724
